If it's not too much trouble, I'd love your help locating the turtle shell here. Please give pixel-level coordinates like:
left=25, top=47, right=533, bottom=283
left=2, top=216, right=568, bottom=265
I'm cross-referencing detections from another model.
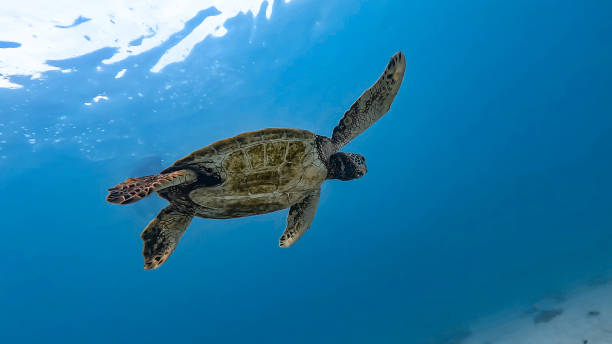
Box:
left=166, top=128, right=328, bottom=218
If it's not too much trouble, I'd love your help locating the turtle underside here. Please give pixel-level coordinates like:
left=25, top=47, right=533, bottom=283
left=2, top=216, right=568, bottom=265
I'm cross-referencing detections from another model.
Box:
left=158, top=128, right=328, bottom=219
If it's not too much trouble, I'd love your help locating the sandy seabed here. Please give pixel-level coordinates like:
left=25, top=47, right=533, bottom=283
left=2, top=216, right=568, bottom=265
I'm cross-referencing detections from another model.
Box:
left=463, top=281, right=612, bottom=344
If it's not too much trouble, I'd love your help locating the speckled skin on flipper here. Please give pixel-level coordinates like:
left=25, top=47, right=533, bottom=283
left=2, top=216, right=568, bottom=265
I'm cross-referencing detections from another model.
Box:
left=141, top=204, right=193, bottom=270
left=279, top=188, right=320, bottom=247
left=106, top=170, right=197, bottom=205
left=106, top=52, right=406, bottom=269
left=332, top=51, right=406, bottom=150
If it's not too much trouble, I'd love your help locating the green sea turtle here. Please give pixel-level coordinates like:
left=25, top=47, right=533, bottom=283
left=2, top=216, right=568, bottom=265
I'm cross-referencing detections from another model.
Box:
left=107, top=52, right=406, bottom=269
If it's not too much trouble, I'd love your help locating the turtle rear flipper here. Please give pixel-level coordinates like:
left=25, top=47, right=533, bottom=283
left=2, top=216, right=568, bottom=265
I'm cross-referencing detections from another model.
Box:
left=106, top=169, right=196, bottom=205
left=141, top=205, right=194, bottom=270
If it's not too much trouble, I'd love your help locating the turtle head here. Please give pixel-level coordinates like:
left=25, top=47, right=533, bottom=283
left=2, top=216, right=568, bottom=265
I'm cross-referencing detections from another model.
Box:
left=327, top=152, right=367, bottom=181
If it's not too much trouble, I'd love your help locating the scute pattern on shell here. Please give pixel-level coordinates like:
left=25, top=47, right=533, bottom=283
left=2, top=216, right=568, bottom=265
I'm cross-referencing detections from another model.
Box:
left=169, top=128, right=314, bottom=168
left=173, top=128, right=328, bottom=219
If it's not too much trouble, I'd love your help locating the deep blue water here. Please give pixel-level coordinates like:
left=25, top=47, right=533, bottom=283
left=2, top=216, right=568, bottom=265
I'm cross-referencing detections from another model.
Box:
left=1, top=1, right=611, bottom=343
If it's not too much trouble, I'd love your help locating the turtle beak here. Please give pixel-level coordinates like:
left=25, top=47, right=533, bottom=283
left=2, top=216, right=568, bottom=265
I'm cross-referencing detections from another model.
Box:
left=356, top=165, right=367, bottom=178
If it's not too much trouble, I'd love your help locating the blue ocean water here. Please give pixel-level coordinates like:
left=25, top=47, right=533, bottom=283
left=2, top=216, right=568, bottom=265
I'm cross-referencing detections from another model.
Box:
left=1, top=1, right=611, bottom=343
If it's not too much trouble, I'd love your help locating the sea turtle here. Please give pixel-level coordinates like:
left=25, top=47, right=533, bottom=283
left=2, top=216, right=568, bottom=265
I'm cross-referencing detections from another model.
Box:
left=107, top=51, right=406, bottom=269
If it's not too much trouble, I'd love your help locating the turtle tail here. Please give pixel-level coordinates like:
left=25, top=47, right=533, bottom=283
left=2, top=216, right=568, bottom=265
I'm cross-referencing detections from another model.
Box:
left=106, top=170, right=197, bottom=205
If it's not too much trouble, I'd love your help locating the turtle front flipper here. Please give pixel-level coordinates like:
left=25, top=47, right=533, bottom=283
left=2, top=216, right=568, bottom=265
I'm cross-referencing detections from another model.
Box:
left=279, top=188, right=321, bottom=248
left=141, top=204, right=194, bottom=270
left=106, top=169, right=197, bottom=205
left=331, top=52, right=406, bottom=150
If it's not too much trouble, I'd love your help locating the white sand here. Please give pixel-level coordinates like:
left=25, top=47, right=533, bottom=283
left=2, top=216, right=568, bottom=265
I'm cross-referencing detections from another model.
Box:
left=464, top=282, right=612, bottom=344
